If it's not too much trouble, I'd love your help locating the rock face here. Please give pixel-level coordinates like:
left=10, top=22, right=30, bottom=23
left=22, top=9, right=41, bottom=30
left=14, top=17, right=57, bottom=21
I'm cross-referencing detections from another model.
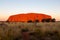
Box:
left=7, top=13, right=52, bottom=22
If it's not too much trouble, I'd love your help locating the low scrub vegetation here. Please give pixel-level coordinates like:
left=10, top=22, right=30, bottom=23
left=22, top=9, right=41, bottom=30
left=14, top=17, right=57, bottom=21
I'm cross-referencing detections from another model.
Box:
left=0, top=22, right=60, bottom=40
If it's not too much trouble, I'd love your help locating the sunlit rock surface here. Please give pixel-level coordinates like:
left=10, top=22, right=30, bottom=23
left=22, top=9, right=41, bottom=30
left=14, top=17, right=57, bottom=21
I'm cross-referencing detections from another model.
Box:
left=7, top=13, right=52, bottom=22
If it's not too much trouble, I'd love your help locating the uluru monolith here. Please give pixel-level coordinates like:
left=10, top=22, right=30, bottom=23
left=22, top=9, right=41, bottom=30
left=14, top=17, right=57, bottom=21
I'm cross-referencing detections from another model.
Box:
left=7, top=13, right=52, bottom=22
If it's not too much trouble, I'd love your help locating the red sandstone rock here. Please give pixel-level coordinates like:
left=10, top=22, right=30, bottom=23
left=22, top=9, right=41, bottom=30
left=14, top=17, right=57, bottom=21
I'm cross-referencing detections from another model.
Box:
left=7, top=13, right=52, bottom=22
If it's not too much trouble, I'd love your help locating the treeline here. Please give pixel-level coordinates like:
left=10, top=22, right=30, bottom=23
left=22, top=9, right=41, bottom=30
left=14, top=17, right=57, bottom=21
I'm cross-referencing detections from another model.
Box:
left=6, top=18, right=56, bottom=23
left=27, top=18, right=56, bottom=23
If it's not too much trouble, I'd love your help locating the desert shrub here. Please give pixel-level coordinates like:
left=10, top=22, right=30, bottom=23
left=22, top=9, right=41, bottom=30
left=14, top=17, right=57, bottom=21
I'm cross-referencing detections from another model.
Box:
left=0, top=21, right=60, bottom=40
left=45, top=18, right=51, bottom=22
left=29, top=28, right=43, bottom=40
left=51, top=18, right=56, bottom=22
left=42, top=18, right=51, bottom=22
left=41, top=19, right=46, bottom=22
left=34, top=20, right=39, bottom=23
left=44, top=30, right=60, bottom=40
left=21, top=28, right=29, bottom=32
left=27, top=20, right=33, bottom=23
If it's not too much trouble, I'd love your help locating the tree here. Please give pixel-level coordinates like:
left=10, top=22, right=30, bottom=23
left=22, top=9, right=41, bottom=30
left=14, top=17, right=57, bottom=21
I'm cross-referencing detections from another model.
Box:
left=27, top=20, right=33, bottom=23
left=41, top=19, right=46, bottom=22
left=35, top=20, right=39, bottom=23
left=45, top=18, right=51, bottom=22
left=51, top=18, right=56, bottom=22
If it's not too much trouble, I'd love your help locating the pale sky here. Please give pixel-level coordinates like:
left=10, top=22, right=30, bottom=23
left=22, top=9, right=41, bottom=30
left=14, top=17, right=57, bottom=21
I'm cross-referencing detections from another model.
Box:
left=0, top=0, right=60, bottom=21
